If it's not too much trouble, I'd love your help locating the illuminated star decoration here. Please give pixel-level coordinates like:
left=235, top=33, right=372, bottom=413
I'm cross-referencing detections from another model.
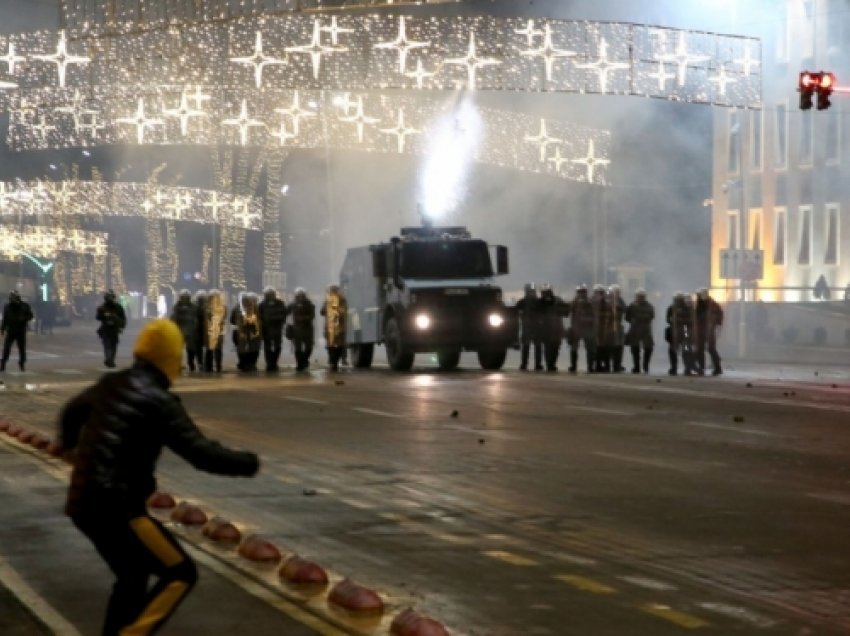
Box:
left=648, top=59, right=676, bottom=91
left=187, top=85, right=211, bottom=110
left=163, top=89, right=206, bottom=136
left=373, top=16, right=431, bottom=74
left=573, top=37, right=630, bottom=93
left=378, top=107, right=421, bottom=153
left=524, top=118, right=561, bottom=163
left=320, top=16, right=355, bottom=46
left=547, top=146, right=571, bottom=173
left=0, top=79, right=18, bottom=89
left=571, top=139, right=610, bottom=183
left=31, top=30, right=90, bottom=88
left=202, top=190, right=227, bottom=222
left=657, top=31, right=710, bottom=87
left=404, top=58, right=438, bottom=89
left=519, top=23, right=576, bottom=82
left=166, top=191, right=193, bottom=219
left=514, top=19, right=545, bottom=48
left=332, top=91, right=358, bottom=115
left=30, top=115, right=55, bottom=141
left=733, top=43, right=760, bottom=77
left=221, top=99, right=265, bottom=146
left=229, top=31, right=287, bottom=89
left=271, top=117, right=297, bottom=146
left=232, top=196, right=260, bottom=227
left=338, top=96, right=379, bottom=143
left=274, top=90, right=315, bottom=136
left=708, top=63, right=737, bottom=97
left=116, top=97, right=164, bottom=144
left=444, top=31, right=502, bottom=90
left=0, top=42, right=25, bottom=75
left=285, top=18, right=348, bottom=80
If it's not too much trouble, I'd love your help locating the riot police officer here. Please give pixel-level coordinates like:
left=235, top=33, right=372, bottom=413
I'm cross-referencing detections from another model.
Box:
left=259, top=287, right=287, bottom=372
left=625, top=288, right=654, bottom=373
left=0, top=291, right=34, bottom=372
left=537, top=285, right=566, bottom=371
left=170, top=289, right=198, bottom=372
left=95, top=290, right=127, bottom=368
left=515, top=283, right=542, bottom=370
left=287, top=288, right=315, bottom=372
left=694, top=287, right=723, bottom=376
left=666, top=292, right=694, bottom=376
left=568, top=285, right=596, bottom=373
left=606, top=285, right=627, bottom=372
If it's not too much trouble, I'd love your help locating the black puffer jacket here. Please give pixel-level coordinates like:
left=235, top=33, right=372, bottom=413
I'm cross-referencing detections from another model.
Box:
left=59, top=360, right=258, bottom=518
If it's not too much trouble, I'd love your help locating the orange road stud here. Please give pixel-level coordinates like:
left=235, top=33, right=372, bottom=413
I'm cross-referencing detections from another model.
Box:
left=278, top=555, right=329, bottom=587
left=170, top=501, right=208, bottom=526
left=147, top=492, right=177, bottom=509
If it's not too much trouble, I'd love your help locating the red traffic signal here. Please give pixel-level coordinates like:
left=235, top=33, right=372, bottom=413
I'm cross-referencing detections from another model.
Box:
left=799, top=71, right=837, bottom=110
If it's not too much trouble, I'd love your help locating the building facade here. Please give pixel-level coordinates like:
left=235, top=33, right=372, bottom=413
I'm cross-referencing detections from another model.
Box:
left=712, top=0, right=849, bottom=301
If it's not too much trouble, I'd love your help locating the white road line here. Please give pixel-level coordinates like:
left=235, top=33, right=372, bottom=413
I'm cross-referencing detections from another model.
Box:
left=618, top=575, right=677, bottom=591
left=52, top=369, right=85, bottom=375
left=284, top=396, right=329, bottom=405
left=698, top=602, right=776, bottom=628
left=806, top=491, right=850, bottom=506
left=571, top=405, right=633, bottom=416
left=25, top=351, right=60, bottom=359
left=441, top=423, right=524, bottom=440
left=592, top=451, right=691, bottom=472
left=351, top=406, right=402, bottom=419
left=684, top=420, right=774, bottom=437
left=0, top=555, right=81, bottom=635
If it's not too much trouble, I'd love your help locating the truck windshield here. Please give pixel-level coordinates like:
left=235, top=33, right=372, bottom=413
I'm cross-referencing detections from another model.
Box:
left=400, top=240, right=493, bottom=279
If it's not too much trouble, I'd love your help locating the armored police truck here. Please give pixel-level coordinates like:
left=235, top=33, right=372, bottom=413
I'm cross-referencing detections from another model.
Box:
left=339, top=225, right=515, bottom=371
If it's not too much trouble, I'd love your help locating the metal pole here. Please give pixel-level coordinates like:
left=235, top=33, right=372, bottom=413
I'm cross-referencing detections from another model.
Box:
left=737, top=108, right=747, bottom=358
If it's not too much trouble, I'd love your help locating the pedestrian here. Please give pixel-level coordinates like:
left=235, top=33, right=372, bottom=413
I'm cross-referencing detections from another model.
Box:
left=537, top=285, right=566, bottom=371
left=287, top=287, right=315, bottom=372
left=567, top=285, right=596, bottom=373
left=515, top=283, right=543, bottom=371
left=606, top=285, right=627, bottom=372
left=169, top=289, right=199, bottom=372
left=193, top=290, right=208, bottom=371
left=231, top=292, right=262, bottom=372
left=666, top=292, right=694, bottom=376
left=204, top=289, right=226, bottom=373
left=95, top=290, right=127, bottom=369
left=694, top=287, right=724, bottom=376
left=0, top=290, right=34, bottom=372
left=624, top=288, right=654, bottom=373
left=320, top=284, right=347, bottom=372
left=258, top=287, right=287, bottom=371
left=57, top=318, right=259, bottom=636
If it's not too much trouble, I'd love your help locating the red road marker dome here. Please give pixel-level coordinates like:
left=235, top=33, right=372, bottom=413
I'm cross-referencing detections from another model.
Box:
left=170, top=501, right=208, bottom=526
left=391, top=608, right=450, bottom=636
left=203, top=517, right=242, bottom=543
left=147, top=492, right=177, bottom=509
left=17, top=429, right=34, bottom=443
left=29, top=434, right=50, bottom=450
left=237, top=535, right=282, bottom=563
left=278, top=555, right=329, bottom=586
left=329, top=579, right=384, bottom=615
left=0, top=420, right=10, bottom=432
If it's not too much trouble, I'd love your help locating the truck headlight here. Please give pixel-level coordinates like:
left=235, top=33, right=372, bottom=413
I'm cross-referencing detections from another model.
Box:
left=488, top=313, right=504, bottom=327
left=415, top=313, right=431, bottom=330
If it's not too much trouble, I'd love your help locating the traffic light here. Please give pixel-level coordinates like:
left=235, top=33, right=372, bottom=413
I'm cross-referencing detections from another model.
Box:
left=799, top=71, right=837, bottom=110
left=817, top=71, right=835, bottom=110
left=799, top=71, right=817, bottom=110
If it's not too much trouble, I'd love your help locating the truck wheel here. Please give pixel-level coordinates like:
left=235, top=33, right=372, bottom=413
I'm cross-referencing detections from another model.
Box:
left=350, top=343, right=374, bottom=369
left=437, top=349, right=461, bottom=371
left=478, top=349, right=507, bottom=370
left=385, top=318, right=414, bottom=371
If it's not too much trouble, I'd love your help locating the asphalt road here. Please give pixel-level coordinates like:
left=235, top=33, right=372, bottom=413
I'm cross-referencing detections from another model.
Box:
left=1, top=321, right=849, bottom=635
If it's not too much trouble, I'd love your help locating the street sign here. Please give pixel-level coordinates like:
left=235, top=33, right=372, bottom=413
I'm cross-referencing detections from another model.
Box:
left=719, top=248, right=764, bottom=280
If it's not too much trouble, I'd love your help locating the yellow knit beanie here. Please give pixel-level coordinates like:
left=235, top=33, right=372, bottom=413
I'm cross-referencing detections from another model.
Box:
left=133, top=319, right=184, bottom=381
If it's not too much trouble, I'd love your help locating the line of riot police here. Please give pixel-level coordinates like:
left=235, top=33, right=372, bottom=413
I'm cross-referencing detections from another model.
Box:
left=515, top=284, right=723, bottom=376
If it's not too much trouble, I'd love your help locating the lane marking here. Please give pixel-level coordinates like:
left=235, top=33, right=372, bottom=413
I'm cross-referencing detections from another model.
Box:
left=52, top=369, right=85, bottom=375
left=684, top=421, right=774, bottom=437
left=639, top=603, right=709, bottom=629
left=483, top=550, right=538, bottom=567
left=284, top=396, right=329, bottom=405
left=593, top=451, right=691, bottom=472
left=617, top=575, right=677, bottom=591
left=351, top=407, right=402, bottom=419
left=0, top=554, right=82, bottom=635
left=806, top=491, right=850, bottom=506
left=554, top=574, right=616, bottom=594
left=441, top=423, right=524, bottom=440
left=337, top=498, right=374, bottom=510
left=697, top=602, right=776, bottom=628
left=571, top=405, right=633, bottom=416
left=547, top=552, right=597, bottom=566
left=184, top=544, right=348, bottom=636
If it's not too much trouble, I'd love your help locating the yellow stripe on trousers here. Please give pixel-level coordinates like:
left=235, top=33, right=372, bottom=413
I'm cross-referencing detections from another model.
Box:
left=119, top=581, right=189, bottom=636
left=129, top=517, right=183, bottom=568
